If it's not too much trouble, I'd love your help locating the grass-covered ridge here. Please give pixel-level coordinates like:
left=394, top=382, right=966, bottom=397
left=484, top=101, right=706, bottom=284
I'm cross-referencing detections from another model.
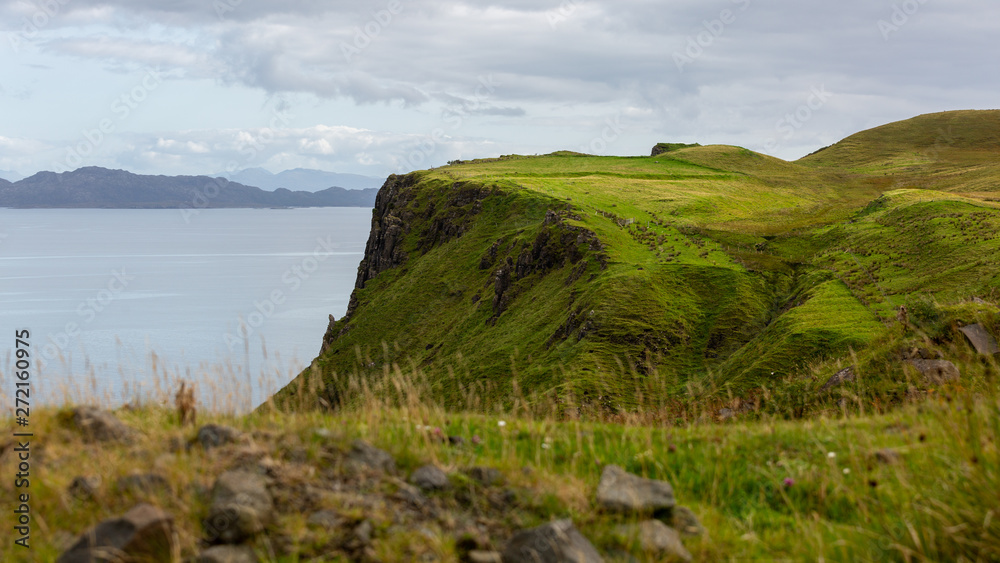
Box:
left=277, top=110, right=1000, bottom=414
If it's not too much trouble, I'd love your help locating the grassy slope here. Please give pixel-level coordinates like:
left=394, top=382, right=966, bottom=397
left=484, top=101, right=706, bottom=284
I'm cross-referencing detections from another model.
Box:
left=279, top=111, right=1000, bottom=413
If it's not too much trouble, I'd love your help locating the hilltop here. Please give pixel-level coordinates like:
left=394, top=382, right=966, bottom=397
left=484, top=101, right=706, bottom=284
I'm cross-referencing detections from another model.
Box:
left=277, top=110, right=1000, bottom=416
left=0, top=167, right=378, bottom=209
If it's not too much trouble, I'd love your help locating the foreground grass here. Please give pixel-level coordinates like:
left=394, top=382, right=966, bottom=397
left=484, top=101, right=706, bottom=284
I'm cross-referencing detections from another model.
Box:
left=3, top=381, right=999, bottom=562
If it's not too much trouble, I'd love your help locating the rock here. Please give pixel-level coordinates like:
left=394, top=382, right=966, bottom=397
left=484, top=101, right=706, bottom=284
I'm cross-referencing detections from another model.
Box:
left=596, top=465, right=675, bottom=514
left=354, top=520, right=374, bottom=545
left=67, top=476, right=101, bottom=501
left=618, top=520, right=691, bottom=562
left=204, top=470, right=274, bottom=544
left=501, top=519, right=603, bottom=563
left=906, top=359, right=961, bottom=385
left=306, top=509, right=343, bottom=529
left=197, top=424, right=243, bottom=450
left=411, top=464, right=450, bottom=490
left=467, top=466, right=504, bottom=487
left=874, top=449, right=902, bottom=465
left=394, top=482, right=429, bottom=507
left=347, top=439, right=396, bottom=473
left=671, top=506, right=705, bottom=537
left=116, top=473, right=172, bottom=495
left=717, top=408, right=734, bottom=421
left=198, top=545, right=259, bottom=563
left=69, top=406, right=137, bottom=443
left=959, top=323, right=1000, bottom=356
left=58, top=503, right=175, bottom=563
left=468, top=551, right=503, bottom=563
left=819, top=366, right=856, bottom=392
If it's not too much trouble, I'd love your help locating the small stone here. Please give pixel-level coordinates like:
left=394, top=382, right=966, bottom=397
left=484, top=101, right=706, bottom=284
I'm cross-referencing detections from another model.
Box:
left=198, top=545, right=259, bottom=563
left=618, top=520, right=691, bottom=562
left=906, top=359, right=960, bottom=385
left=347, top=439, right=396, bottom=473
left=197, top=424, right=243, bottom=450
left=466, top=466, right=504, bottom=486
left=718, top=408, right=734, bottom=420
left=671, top=506, right=705, bottom=537
left=69, top=406, right=137, bottom=443
left=306, top=509, right=343, bottom=529
left=411, top=464, right=449, bottom=490
left=58, top=503, right=175, bottom=563
left=204, top=470, right=273, bottom=544
left=468, top=550, right=503, bottom=563
left=501, top=519, right=603, bottom=563
left=67, top=476, right=101, bottom=501
left=394, top=482, right=428, bottom=507
left=819, top=366, right=856, bottom=392
left=596, top=465, right=675, bottom=513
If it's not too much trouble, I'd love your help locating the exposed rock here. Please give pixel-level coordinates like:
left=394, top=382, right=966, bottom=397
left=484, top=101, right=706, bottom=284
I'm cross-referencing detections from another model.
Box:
left=959, top=323, right=1000, bottom=355
left=411, top=464, right=450, bottom=490
left=394, top=481, right=429, bottom=507
left=501, top=519, right=603, bottom=563
left=718, top=408, right=734, bottom=421
left=466, top=466, right=504, bottom=487
left=468, top=550, right=503, bottom=563
left=198, top=545, right=259, bottom=563
left=58, top=503, right=175, bottom=563
left=347, top=439, right=397, bottom=473
left=69, top=406, right=137, bottom=443
left=617, top=519, right=691, bottom=562
left=67, top=476, right=101, bottom=501
left=671, top=506, right=706, bottom=537
left=596, top=465, right=675, bottom=514
left=906, top=359, right=961, bottom=385
left=204, top=470, right=274, bottom=544
left=819, top=366, right=856, bottom=392
left=197, top=424, right=244, bottom=450
left=306, top=509, right=344, bottom=529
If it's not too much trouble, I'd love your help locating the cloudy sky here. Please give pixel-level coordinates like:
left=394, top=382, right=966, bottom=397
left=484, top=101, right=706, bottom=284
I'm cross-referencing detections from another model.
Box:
left=1, top=0, right=997, bottom=180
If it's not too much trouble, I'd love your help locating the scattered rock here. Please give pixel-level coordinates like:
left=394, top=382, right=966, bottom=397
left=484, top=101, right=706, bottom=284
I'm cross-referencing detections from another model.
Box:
left=347, top=439, right=397, bottom=473
left=468, top=550, right=503, bottom=563
left=959, top=323, right=1000, bottom=356
left=67, top=476, right=101, bottom=501
left=198, top=544, right=259, bottom=563
left=906, top=359, right=961, bottom=385
left=617, top=519, right=691, bottom=562
left=306, top=509, right=343, bottom=529
left=596, top=465, right=675, bottom=514
left=204, top=470, right=274, bottom=544
left=819, top=367, right=856, bottom=392
left=466, top=466, right=504, bottom=487
left=874, top=449, right=903, bottom=465
left=116, top=473, right=172, bottom=495
left=411, top=464, right=450, bottom=490
left=501, top=519, right=603, bottom=563
left=69, top=406, right=137, bottom=443
left=197, top=424, right=244, bottom=450
left=670, top=506, right=705, bottom=537
left=58, top=503, right=175, bottom=563
left=394, top=481, right=429, bottom=507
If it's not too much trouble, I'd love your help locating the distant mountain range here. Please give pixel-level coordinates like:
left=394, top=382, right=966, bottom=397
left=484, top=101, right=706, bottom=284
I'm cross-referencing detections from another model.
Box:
left=0, top=167, right=379, bottom=208
left=218, top=167, right=385, bottom=192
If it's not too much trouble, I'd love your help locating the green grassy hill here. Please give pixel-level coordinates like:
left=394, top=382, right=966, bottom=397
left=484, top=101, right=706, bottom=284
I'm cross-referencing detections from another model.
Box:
left=276, top=111, right=1000, bottom=414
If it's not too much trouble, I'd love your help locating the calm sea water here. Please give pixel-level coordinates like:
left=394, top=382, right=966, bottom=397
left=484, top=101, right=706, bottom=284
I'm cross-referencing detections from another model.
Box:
left=0, top=207, right=372, bottom=411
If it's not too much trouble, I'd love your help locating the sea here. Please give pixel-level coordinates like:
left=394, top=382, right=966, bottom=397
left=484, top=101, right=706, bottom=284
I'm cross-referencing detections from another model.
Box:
left=0, top=207, right=372, bottom=412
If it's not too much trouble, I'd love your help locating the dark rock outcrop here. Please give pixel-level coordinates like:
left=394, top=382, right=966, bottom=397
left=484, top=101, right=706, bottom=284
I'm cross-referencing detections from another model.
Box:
left=204, top=470, right=274, bottom=544
left=959, top=323, right=1000, bottom=355
left=501, top=519, right=604, bottom=563
left=347, top=439, right=397, bottom=473
left=58, top=503, right=176, bottom=562
left=596, top=465, right=675, bottom=514
left=411, top=464, right=449, bottom=490
left=906, top=359, right=960, bottom=384
left=69, top=406, right=138, bottom=443
left=197, top=424, right=244, bottom=450
left=819, top=366, right=856, bottom=392
left=617, top=519, right=692, bottom=562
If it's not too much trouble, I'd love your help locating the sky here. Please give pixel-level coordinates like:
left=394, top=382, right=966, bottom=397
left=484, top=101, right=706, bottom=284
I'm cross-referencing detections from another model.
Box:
left=1, top=0, right=997, bottom=180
